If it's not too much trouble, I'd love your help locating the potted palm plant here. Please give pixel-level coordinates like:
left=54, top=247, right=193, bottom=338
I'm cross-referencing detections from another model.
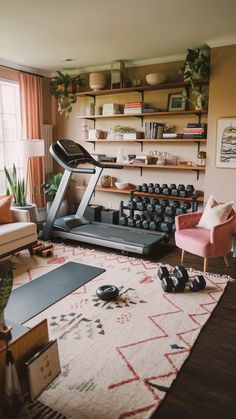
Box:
left=179, top=47, right=210, bottom=110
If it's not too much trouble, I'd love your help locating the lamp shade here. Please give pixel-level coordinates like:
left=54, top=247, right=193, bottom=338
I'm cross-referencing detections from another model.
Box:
left=17, top=139, right=45, bottom=158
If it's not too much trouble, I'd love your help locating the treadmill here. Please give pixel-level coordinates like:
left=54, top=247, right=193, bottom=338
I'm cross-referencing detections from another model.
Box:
left=41, top=139, right=168, bottom=255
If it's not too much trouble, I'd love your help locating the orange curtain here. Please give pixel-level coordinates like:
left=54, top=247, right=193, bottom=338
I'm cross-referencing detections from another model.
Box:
left=19, top=73, right=44, bottom=207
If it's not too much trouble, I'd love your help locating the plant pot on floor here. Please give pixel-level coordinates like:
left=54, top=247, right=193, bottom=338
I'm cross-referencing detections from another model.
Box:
left=12, top=203, right=39, bottom=223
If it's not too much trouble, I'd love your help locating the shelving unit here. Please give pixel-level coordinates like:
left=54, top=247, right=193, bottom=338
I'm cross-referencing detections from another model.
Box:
left=75, top=80, right=208, bottom=202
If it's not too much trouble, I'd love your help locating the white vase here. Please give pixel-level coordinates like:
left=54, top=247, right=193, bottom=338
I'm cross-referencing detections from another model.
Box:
left=117, top=147, right=125, bottom=163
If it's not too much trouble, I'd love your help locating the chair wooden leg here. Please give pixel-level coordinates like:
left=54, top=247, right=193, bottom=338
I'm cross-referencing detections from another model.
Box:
left=181, top=250, right=185, bottom=265
left=223, top=255, right=229, bottom=268
left=203, top=258, right=208, bottom=272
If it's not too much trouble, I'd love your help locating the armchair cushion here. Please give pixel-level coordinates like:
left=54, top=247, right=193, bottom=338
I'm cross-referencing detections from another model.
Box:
left=0, top=196, right=14, bottom=224
left=197, top=195, right=233, bottom=230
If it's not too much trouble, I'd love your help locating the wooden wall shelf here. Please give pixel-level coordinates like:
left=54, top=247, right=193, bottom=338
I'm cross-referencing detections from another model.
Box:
left=76, top=110, right=208, bottom=120
left=76, top=185, right=204, bottom=203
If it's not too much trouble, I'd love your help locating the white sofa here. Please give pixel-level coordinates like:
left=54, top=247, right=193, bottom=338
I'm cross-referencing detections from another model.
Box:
left=0, top=207, right=38, bottom=258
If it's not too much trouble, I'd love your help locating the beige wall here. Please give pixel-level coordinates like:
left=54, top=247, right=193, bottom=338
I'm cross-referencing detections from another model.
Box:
left=205, top=45, right=236, bottom=207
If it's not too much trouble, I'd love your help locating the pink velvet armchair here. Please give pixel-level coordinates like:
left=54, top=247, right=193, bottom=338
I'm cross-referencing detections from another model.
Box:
left=175, top=210, right=236, bottom=272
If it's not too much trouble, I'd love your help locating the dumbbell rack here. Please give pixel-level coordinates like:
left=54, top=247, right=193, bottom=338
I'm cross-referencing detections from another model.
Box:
left=119, top=192, right=200, bottom=233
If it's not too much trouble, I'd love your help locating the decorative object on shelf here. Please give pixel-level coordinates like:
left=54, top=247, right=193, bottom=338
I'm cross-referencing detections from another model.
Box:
left=179, top=47, right=210, bottom=110
left=88, top=129, right=104, bottom=140
left=115, top=181, right=129, bottom=189
left=114, top=125, right=136, bottom=140
left=95, top=106, right=102, bottom=115
left=145, top=72, right=168, bottom=86
left=215, top=118, right=236, bottom=168
left=116, top=147, right=125, bottom=163
left=168, top=93, right=186, bottom=112
left=111, top=60, right=126, bottom=89
left=49, top=71, right=85, bottom=117
left=102, top=103, right=121, bottom=115
left=101, top=175, right=112, bottom=188
left=132, top=74, right=142, bottom=87
left=197, top=151, right=206, bottom=166
left=89, top=72, right=107, bottom=91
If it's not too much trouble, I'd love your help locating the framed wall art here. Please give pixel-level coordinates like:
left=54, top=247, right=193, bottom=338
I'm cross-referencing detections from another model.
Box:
left=215, top=118, right=236, bottom=168
left=167, top=93, right=186, bottom=112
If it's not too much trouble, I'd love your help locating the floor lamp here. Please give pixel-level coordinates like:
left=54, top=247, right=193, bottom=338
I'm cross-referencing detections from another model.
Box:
left=17, top=139, right=45, bottom=205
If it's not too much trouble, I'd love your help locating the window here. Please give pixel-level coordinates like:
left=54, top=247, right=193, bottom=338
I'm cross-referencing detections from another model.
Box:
left=0, top=79, right=22, bottom=193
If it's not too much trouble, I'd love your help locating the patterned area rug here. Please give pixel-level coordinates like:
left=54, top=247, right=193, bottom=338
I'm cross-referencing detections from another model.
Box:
left=10, top=244, right=233, bottom=419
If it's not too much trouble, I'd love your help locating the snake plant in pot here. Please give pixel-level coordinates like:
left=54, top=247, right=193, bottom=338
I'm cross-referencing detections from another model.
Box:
left=4, top=164, right=38, bottom=221
left=179, top=47, right=210, bottom=110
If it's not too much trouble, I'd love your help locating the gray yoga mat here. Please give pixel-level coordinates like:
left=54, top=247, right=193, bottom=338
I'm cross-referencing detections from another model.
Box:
left=5, top=261, right=105, bottom=324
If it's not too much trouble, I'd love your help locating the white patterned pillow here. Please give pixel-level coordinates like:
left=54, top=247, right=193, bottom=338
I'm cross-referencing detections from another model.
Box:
left=197, top=195, right=234, bottom=229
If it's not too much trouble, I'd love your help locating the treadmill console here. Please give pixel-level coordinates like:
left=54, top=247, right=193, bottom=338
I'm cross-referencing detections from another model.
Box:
left=57, top=139, right=86, bottom=159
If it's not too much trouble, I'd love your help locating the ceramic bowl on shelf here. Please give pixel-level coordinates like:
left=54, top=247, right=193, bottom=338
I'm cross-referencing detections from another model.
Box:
left=146, top=72, right=168, bottom=86
left=89, top=72, right=106, bottom=91
left=115, top=182, right=129, bottom=189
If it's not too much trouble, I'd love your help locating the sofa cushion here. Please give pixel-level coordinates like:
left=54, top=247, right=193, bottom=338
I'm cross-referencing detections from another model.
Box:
left=0, top=222, right=37, bottom=246
left=0, top=195, right=14, bottom=224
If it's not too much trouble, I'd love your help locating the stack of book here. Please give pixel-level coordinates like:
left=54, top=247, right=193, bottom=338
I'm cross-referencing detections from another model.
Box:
left=183, top=123, right=207, bottom=139
left=144, top=122, right=164, bottom=139
left=124, top=102, right=146, bottom=114
left=163, top=133, right=183, bottom=139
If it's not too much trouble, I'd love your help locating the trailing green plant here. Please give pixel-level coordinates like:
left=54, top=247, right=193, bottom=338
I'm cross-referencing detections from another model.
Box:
left=0, top=260, right=14, bottom=329
left=43, top=172, right=63, bottom=196
left=4, top=164, right=27, bottom=206
left=114, top=125, right=135, bottom=133
left=49, top=71, right=85, bottom=118
left=179, top=47, right=210, bottom=109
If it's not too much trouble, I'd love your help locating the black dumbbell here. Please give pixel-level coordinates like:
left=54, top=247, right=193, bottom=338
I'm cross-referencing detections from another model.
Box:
left=119, top=214, right=128, bottom=226
left=137, top=198, right=145, bottom=211
left=142, top=183, right=148, bottom=193
left=160, top=221, right=174, bottom=233
left=165, top=215, right=175, bottom=224
left=173, top=265, right=189, bottom=282
left=148, top=183, right=155, bottom=193
left=127, top=216, right=136, bottom=227
left=176, top=207, right=187, bottom=215
left=155, top=203, right=165, bottom=214
left=154, top=184, right=162, bottom=194
left=165, top=205, right=176, bottom=216
left=161, top=199, right=170, bottom=208
left=157, top=266, right=174, bottom=292
left=163, top=187, right=171, bottom=196
left=171, top=188, right=179, bottom=196
left=149, top=220, right=160, bottom=231
left=135, top=214, right=146, bottom=228
left=172, top=200, right=181, bottom=209
left=181, top=201, right=191, bottom=210
left=186, top=185, right=195, bottom=195
left=147, top=198, right=159, bottom=212
left=155, top=214, right=165, bottom=223
left=135, top=185, right=142, bottom=192
left=178, top=184, right=185, bottom=191
left=143, top=215, right=154, bottom=229
left=127, top=199, right=137, bottom=210
left=189, top=275, right=206, bottom=292
left=169, top=183, right=176, bottom=192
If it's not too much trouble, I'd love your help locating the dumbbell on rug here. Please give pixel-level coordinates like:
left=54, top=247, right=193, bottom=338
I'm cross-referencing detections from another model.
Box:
left=157, top=265, right=206, bottom=293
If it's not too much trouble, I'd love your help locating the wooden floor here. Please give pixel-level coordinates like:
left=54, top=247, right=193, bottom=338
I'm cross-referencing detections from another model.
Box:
left=145, top=239, right=236, bottom=419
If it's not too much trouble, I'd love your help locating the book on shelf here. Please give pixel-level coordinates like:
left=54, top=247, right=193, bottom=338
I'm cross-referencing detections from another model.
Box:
left=183, top=128, right=205, bottom=133
left=187, top=123, right=207, bottom=128
left=162, top=133, right=183, bottom=139
left=183, top=134, right=205, bottom=139
left=124, top=108, right=143, bottom=114
left=124, top=102, right=145, bottom=107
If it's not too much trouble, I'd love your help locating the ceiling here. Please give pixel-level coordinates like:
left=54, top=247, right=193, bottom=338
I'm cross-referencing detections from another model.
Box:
left=0, top=0, right=236, bottom=76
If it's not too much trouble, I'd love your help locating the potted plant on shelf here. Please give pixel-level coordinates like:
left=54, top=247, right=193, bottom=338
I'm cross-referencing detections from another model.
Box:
left=49, top=71, right=85, bottom=118
left=113, top=125, right=136, bottom=140
left=4, top=164, right=38, bottom=222
left=179, top=47, right=210, bottom=110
